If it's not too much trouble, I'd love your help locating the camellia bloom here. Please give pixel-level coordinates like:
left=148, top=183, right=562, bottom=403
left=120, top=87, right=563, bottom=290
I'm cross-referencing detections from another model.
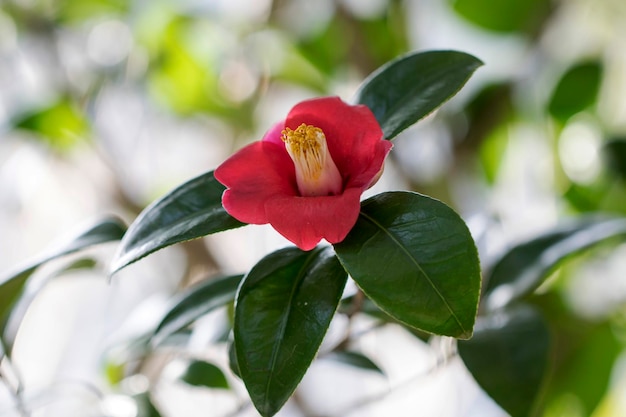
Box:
left=214, top=96, right=392, bottom=251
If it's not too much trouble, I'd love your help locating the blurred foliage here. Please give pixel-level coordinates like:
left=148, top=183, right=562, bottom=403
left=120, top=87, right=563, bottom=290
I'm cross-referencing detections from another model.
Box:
left=450, top=0, right=552, bottom=33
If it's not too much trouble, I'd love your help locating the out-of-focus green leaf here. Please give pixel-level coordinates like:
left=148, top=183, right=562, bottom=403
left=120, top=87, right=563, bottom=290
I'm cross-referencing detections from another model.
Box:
left=458, top=305, right=550, bottom=417
left=334, top=192, right=481, bottom=339
left=296, top=17, right=351, bottom=77
left=148, top=20, right=215, bottom=115
left=548, top=61, right=602, bottom=123
left=59, top=257, right=98, bottom=272
left=110, top=171, right=244, bottom=275
left=324, top=351, right=384, bottom=375
left=357, top=4, right=409, bottom=70
left=2, top=256, right=100, bottom=352
left=180, top=360, right=229, bottom=389
left=484, top=217, right=626, bottom=311
left=450, top=0, right=551, bottom=33
left=274, top=40, right=328, bottom=93
left=145, top=17, right=255, bottom=126
left=133, top=392, right=162, bottom=417
left=57, top=0, right=129, bottom=22
left=464, top=83, right=513, bottom=180
left=151, top=274, right=243, bottom=347
left=479, top=123, right=510, bottom=184
left=604, top=138, right=626, bottom=180
left=546, top=321, right=622, bottom=416
left=235, top=246, right=347, bottom=417
left=16, top=99, right=89, bottom=151
left=356, top=50, right=483, bottom=139
left=0, top=216, right=126, bottom=331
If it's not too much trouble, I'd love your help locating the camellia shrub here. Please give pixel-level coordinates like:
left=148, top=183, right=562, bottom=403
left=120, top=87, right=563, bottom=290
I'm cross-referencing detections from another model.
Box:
left=2, top=50, right=485, bottom=416
left=110, top=50, right=484, bottom=416
left=5, top=46, right=625, bottom=417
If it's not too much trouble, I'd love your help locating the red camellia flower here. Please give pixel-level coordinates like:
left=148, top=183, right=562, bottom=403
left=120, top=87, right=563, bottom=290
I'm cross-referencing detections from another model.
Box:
left=214, top=96, right=392, bottom=251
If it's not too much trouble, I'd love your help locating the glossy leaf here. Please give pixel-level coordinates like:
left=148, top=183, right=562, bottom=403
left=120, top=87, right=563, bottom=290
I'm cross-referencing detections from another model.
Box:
left=110, top=171, right=244, bottom=274
left=0, top=216, right=126, bottom=329
left=355, top=50, right=482, bottom=139
left=152, top=274, right=243, bottom=346
left=484, top=217, right=626, bottom=311
left=324, top=351, right=384, bottom=375
left=334, top=192, right=481, bottom=339
left=458, top=305, right=550, bottom=417
left=180, top=360, right=229, bottom=389
left=548, top=61, right=602, bottom=123
left=235, top=246, right=347, bottom=417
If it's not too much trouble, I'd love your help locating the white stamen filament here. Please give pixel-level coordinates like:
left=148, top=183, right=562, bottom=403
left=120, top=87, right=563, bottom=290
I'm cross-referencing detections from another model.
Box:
left=281, top=124, right=343, bottom=196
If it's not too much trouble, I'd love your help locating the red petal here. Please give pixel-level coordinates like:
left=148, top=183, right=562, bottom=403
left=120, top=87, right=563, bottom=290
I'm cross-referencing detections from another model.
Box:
left=262, top=121, right=286, bottom=146
left=264, top=187, right=362, bottom=250
left=214, top=141, right=297, bottom=224
left=285, top=97, right=389, bottom=189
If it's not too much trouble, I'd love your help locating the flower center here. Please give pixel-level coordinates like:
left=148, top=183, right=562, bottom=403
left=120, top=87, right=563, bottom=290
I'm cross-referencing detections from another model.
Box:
left=281, top=123, right=343, bottom=197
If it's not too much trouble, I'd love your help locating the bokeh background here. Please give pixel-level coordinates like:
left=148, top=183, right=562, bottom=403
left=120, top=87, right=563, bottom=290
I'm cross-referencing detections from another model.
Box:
left=2, top=0, right=626, bottom=416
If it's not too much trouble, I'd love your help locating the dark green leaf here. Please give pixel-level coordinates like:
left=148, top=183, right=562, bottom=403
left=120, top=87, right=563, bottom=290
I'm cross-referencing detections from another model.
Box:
left=458, top=305, right=550, bottom=417
left=604, top=138, right=626, bottom=180
left=324, top=351, right=384, bottom=375
left=152, top=274, right=243, bottom=347
left=110, top=171, right=244, bottom=275
left=334, top=192, right=481, bottom=339
left=548, top=61, right=602, bottom=123
left=235, top=246, right=347, bottom=417
left=450, top=0, right=551, bottom=33
left=0, top=216, right=126, bottom=330
left=484, top=217, right=626, bottom=311
left=180, top=360, right=229, bottom=389
left=355, top=50, right=483, bottom=139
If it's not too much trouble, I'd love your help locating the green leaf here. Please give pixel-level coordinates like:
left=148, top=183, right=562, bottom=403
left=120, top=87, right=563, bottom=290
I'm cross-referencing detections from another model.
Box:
left=355, top=50, right=483, bottom=139
left=0, top=216, right=126, bottom=330
left=548, top=61, right=602, bottom=123
left=133, top=392, right=163, bottom=417
left=152, top=274, right=243, bottom=346
left=180, top=360, right=229, bottom=389
left=324, top=351, right=384, bottom=375
left=235, top=246, right=347, bottom=417
left=334, top=192, right=481, bottom=339
left=450, top=0, right=550, bottom=33
left=3, top=257, right=99, bottom=352
left=110, top=171, right=244, bottom=275
left=484, top=217, right=626, bottom=311
left=16, top=99, right=89, bottom=151
left=604, top=138, right=626, bottom=180
left=458, top=305, right=550, bottom=417
left=228, top=340, right=241, bottom=379
left=547, top=319, right=622, bottom=415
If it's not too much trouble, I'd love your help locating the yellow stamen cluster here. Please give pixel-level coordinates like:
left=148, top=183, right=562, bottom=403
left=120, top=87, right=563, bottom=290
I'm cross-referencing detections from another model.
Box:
left=281, top=123, right=342, bottom=196
left=281, top=124, right=326, bottom=181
